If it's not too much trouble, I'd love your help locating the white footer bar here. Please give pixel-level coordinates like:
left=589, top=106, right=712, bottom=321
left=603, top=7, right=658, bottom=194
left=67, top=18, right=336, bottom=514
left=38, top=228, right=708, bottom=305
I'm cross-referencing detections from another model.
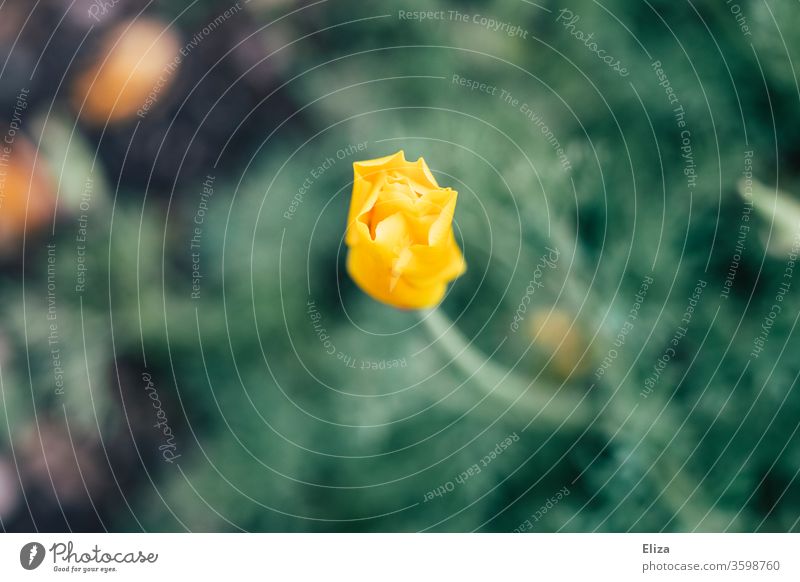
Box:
left=1, top=534, right=796, bottom=581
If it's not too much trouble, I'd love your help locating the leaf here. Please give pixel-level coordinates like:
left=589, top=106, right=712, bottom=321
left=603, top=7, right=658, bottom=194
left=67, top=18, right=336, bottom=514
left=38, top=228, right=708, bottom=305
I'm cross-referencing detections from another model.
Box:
left=739, top=177, right=800, bottom=258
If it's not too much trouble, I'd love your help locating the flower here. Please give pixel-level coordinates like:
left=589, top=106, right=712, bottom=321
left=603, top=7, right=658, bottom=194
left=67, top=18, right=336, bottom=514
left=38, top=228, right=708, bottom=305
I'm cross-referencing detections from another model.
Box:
left=345, top=151, right=466, bottom=309
left=0, top=132, right=55, bottom=250
left=71, top=18, right=180, bottom=125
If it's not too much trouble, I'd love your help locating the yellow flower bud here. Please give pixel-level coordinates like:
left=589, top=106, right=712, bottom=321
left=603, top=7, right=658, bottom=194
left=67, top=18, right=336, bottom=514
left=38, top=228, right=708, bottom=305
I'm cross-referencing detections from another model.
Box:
left=345, top=151, right=466, bottom=309
left=529, top=309, right=591, bottom=380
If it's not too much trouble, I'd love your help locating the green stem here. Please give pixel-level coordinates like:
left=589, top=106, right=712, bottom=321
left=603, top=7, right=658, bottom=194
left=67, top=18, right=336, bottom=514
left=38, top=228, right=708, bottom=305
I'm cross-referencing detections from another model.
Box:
left=422, top=307, right=740, bottom=529
left=420, top=308, right=593, bottom=431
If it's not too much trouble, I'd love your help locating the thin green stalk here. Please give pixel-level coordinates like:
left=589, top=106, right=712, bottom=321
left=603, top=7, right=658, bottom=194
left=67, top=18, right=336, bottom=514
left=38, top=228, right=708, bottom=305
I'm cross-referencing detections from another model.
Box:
left=420, top=308, right=593, bottom=431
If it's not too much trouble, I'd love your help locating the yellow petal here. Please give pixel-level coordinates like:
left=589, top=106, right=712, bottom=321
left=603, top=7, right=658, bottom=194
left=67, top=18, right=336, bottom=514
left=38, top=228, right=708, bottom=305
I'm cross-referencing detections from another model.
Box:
left=347, top=246, right=448, bottom=309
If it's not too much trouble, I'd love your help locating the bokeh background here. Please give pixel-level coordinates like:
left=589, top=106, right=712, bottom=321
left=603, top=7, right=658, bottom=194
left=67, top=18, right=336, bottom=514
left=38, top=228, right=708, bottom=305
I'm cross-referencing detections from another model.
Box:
left=0, top=0, right=799, bottom=532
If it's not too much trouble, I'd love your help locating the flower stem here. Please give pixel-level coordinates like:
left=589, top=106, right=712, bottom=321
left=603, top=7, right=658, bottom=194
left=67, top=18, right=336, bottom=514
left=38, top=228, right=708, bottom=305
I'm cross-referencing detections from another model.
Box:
left=420, top=308, right=593, bottom=432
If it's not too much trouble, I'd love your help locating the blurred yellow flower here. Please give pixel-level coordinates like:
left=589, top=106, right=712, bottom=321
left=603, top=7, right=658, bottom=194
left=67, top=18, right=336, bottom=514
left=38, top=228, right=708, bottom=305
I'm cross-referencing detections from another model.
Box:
left=345, top=151, right=466, bottom=309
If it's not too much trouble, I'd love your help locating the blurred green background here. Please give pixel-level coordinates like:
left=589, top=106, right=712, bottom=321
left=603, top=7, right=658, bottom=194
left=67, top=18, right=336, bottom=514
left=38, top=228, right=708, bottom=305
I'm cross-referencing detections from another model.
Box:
left=0, top=0, right=799, bottom=532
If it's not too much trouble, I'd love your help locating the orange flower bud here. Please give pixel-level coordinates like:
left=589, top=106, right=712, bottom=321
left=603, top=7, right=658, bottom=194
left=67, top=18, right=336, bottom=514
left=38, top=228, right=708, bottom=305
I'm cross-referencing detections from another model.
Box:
left=0, top=132, right=56, bottom=247
left=71, top=18, right=181, bottom=125
left=345, top=151, right=466, bottom=309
